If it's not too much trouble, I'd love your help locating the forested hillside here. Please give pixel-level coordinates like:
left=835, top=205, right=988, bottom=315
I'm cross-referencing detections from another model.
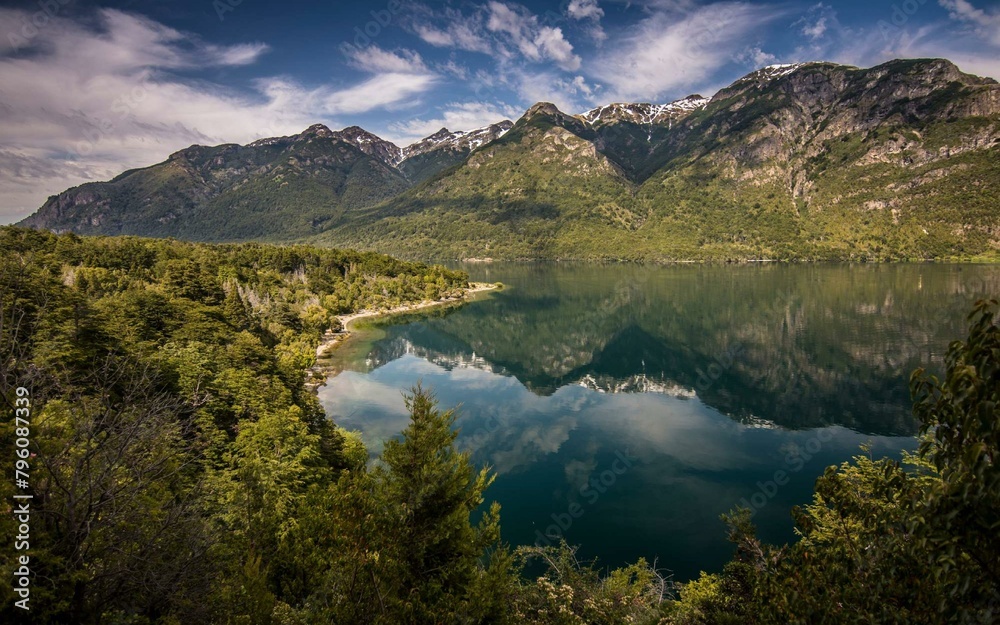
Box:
left=23, top=58, right=1000, bottom=262
left=318, top=59, right=1000, bottom=261
left=1, top=227, right=997, bottom=623
left=0, top=227, right=471, bottom=622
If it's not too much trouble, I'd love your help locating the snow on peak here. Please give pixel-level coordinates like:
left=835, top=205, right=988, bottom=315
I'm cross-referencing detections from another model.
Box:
left=301, top=123, right=335, bottom=137
left=402, top=120, right=513, bottom=160
left=579, top=96, right=709, bottom=127
left=247, top=136, right=289, bottom=147
left=754, top=63, right=809, bottom=81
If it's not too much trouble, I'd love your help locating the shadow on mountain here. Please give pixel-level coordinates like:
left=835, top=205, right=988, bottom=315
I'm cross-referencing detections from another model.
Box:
left=343, top=195, right=561, bottom=223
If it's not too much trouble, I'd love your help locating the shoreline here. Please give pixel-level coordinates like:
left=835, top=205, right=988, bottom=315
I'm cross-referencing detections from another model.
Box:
left=445, top=257, right=1000, bottom=265
left=313, top=281, right=499, bottom=361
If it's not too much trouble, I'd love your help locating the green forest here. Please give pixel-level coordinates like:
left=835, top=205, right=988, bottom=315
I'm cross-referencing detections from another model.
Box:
left=1, top=226, right=998, bottom=624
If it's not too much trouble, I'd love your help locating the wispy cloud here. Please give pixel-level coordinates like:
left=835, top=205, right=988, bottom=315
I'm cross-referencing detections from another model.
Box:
left=515, top=71, right=598, bottom=112
left=736, top=46, right=779, bottom=68
left=567, top=0, right=607, bottom=42
left=0, top=9, right=440, bottom=222
left=407, top=4, right=493, bottom=53
left=568, top=0, right=604, bottom=21
left=780, top=2, right=1000, bottom=80
left=343, top=44, right=429, bottom=73
left=785, top=3, right=838, bottom=44
left=320, top=73, right=439, bottom=114
left=333, top=44, right=440, bottom=112
left=484, top=1, right=583, bottom=70
left=590, top=2, right=787, bottom=101
left=939, top=0, right=1000, bottom=45
left=406, top=1, right=582, bottom=71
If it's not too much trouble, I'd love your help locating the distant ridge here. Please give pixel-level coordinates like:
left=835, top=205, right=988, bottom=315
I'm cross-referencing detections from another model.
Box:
left=21, top=58, right=1000, bottom=262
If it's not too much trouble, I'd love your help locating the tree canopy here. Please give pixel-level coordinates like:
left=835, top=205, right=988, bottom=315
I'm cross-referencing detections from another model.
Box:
left=1, top=226, right=996, bottom=624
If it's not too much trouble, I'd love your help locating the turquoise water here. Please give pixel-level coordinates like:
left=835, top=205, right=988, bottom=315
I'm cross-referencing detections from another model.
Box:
left=318, top=263, right=998, bottom=581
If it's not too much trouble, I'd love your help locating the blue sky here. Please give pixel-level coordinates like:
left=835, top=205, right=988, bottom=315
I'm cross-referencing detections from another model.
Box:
left=1, top=0, right=999, bottom=222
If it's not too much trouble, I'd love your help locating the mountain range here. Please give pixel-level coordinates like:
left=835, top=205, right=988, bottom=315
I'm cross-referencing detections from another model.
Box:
left=20, top=58, right=1000, bottom=261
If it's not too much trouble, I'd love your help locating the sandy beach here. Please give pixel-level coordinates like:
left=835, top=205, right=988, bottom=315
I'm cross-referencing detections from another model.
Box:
left=314, top=282, right=499, bottom=359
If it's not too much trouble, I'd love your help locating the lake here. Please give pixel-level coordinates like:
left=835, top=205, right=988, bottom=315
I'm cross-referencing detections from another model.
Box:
left=317, top=263, right=999, bottom=582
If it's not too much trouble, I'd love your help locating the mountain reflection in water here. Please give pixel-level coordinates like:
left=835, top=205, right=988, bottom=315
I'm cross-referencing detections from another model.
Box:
left=318, top=263, right=998, bottom=581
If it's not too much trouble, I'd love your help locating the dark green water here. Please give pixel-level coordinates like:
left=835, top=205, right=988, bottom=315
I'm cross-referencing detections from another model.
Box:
left=318, top=263, right=999, bottom=582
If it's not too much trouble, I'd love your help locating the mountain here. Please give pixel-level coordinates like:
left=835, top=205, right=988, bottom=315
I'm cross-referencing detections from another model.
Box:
left=21, top=119, right=515, bottom=241
left=314, top=58, right=1000, bottom=261
left=398, top=121, right=514, bottom=183
left=316, top=100, right=640, bottom=259
left=579, top=96, right=711, bottom=179
left=342, top=262, right=1000, bottom=434
left=331, top=125, right=405, bottom=166
left=579, top=96, right=711, bottom=127
left=20, top=123, right=411, bottom=241
left=21, top=58, right=1000, bottom=261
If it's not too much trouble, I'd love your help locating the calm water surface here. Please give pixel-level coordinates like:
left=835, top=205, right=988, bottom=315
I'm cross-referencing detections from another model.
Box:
left=318, top=263, right=999, bottom=581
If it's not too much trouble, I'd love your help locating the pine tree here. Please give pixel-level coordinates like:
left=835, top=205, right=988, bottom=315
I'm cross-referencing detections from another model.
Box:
left=376, top=385, right=503, bottom=622
left=223, top=287, right=252, bottom=331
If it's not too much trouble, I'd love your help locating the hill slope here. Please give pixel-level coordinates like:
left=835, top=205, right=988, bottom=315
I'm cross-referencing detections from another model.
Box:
left=21, top=58, right=1000, bottom=261
left=20, top=124, right=412, bottom=241
left=314, top=59, right=1000, bottom=261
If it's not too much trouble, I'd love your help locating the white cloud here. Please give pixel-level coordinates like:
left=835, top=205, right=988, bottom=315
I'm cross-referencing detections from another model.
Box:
left=802, top=16, right=827, bottom=39
left=781, top=4, right=1000, bottom=81
left=939, top=0, right=1000, bottom=45
left=590, top=2, right=785, bottom=101
left=320, top=73, right=439, bottom=114
left=486, top=1, right=531, bottom=36
left=409, top=1, right=581, bottom=70
left=789, top=3, right=839, bottom=46
left=515, top=71, right=596, bottom=112
left=413, top=24, right=455, bottom=47
left=208, top=42, right=272, bottom=66
left=736, top=46, right=779, bottom=68
left=566, top=0, right=607, bottom=43
left=0, top=9, right=438, bottom=223
left=571, top=75, right=595, bottom=98
left=2, top=8, right=270, bottom=71
left=409, top=6, right=493, bottom=53
left=487, top=1, right=546, bottom=61
left=568, top=0, right=604, bottom=20
left=437, top=58, right=470, bottom=79
left=535, top=26, right=582, bottom=71
left=343, top=45, right=428, bottom=74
